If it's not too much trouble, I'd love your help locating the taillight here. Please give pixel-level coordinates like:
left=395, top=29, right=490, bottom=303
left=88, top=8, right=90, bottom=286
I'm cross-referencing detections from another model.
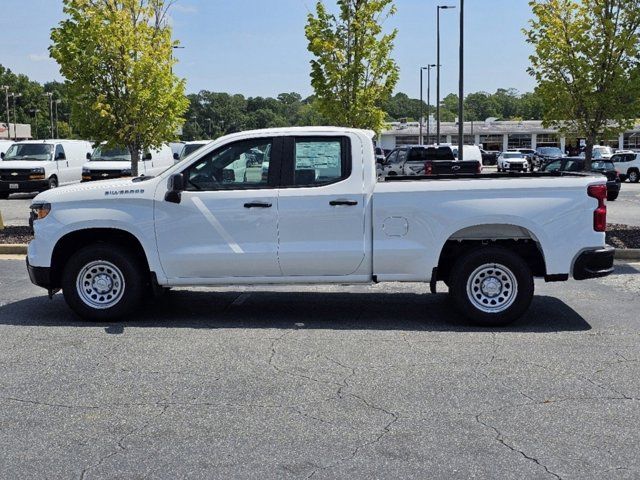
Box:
left=588, top=184, right=607, bottom=232
left=424, top=161, right=433, bottom=175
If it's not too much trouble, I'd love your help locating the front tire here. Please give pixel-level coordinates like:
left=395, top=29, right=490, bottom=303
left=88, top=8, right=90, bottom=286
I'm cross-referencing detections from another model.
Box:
left=449, top=247, right=534, bottom=327
left=48, top=176, right=58, bottom=190
left=607, top=192, right=619, bottom=201
left=62, top=244, right=145, bottom=321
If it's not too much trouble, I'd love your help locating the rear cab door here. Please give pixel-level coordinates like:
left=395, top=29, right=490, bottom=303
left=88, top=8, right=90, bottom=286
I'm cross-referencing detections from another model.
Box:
left=276, top=134, right=368, bottom=277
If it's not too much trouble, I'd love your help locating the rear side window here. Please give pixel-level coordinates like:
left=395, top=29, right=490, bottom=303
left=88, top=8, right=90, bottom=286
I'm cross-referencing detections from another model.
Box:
left=290, top=137, right=350, bottom=187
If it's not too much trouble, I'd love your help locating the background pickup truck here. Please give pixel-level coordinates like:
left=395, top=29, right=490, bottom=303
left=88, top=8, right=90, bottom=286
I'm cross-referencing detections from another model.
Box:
left=27, top=127, right=614, bottom=326
left=380, top=145, right=481, bottom=177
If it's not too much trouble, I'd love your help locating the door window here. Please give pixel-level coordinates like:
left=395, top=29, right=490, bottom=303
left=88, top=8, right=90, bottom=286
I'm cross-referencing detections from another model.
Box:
left=184, top=139, right=273, bottom=191
left=386, top=150, right=399, bottom=164
left=55, top=144, right=66, bottom=160
left=290, top=138, right=350, bottom=186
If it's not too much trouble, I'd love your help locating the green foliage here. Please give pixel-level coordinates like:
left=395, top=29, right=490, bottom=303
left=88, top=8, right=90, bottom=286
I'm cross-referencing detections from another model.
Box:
left=305, top=0, right=400, bottom=132
left=525, top=0, right=640, bottom=166
left=50, top=0, right=188, bottom=175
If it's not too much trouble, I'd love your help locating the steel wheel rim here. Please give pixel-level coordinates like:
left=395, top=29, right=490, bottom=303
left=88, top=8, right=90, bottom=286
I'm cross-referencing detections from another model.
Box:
left=76, top=260, right=125, bottom=309
left=466, top=263, right=518, bottom=314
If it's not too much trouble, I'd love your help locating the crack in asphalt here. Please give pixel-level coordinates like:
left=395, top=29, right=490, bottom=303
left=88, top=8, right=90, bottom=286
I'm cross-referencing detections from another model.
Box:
left=475, top=413, right=563, bottom=480
left=78, top=403, right=169, bottom=480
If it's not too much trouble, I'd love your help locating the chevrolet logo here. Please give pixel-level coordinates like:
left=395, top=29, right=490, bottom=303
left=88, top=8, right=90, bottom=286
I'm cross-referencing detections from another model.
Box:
left=10, top=172, right=18, bottom=176
left=101, top=173, right=109, bottom=177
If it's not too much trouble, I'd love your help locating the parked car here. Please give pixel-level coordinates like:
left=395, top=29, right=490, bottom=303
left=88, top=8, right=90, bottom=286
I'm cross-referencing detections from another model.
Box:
left=497, top=151, right=530, bottom=172
left=516, top=148, right=536, bottom=164
left=82, top=143, right=174, bottom=182
left=382, top=145, right=481, bottom=177
left=177, top=141, right=211, bottom=162
left=610, top=151, right=640, bottom=183
left=534, top=146, right=564, bottom=169
left=0, top=140, right=92, bottom=199
left=451, top=145, right=483, bottom=163
left=27, top=127, right=613, bottom=327
left=480, top=149, right=498, bottom=166
left=542, top=157, right=621, bottom=201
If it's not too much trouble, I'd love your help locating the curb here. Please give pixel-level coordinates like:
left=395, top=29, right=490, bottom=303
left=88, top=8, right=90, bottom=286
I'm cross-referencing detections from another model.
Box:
left=0, top=244, right=28, bottom=255
left=2, top=244, right=640, bottom=260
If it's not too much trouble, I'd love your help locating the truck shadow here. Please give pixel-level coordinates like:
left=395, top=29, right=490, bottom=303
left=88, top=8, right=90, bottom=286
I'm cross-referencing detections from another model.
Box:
left=0, top=290, right=591, bottom=333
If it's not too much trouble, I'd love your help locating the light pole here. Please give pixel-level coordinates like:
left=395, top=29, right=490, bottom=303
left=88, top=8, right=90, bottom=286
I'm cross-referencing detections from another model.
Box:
left=457, top=0, right=465, bottom=160
left=420, top=65, right=436, bottom=145
left=1, top=85, right=9, bottom=140
left=436, top=5, right=455, bottom=145
left=42, top=92, right=54, bottom=138
left=10, top=93, right=22, bottom=140
left=54, top=100, right=62, bottom=138
left=30, top=108, right=40, bottom=139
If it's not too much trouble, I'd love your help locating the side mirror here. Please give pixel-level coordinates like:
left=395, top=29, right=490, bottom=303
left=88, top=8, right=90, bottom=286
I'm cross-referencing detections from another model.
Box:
left=0, top=152, right=4, bottom=159
left=165, top=173, right=185, bottom=204
left=56, top=152, right=66, bottom=161
left=86, top=152, right=92, bottom=160
left=144, top=152, right=153, bottom=161
left=173, top=152, right=179, bottom=161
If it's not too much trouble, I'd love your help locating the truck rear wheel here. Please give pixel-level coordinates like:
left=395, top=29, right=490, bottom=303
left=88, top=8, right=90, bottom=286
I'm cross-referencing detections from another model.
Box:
left=448, top=247, right=534, bottom=327
left=62, top=244, right=145, bottom=321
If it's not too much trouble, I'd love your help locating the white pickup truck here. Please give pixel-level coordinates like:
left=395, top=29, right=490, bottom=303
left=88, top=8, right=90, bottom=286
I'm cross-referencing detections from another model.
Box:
left=26, top=127, right=614, bottom=326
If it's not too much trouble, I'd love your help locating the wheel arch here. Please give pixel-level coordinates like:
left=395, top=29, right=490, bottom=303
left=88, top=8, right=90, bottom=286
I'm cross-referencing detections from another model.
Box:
left=435, top=224, right=547, bottom=284
left=50, top=228, right=151, bottom=288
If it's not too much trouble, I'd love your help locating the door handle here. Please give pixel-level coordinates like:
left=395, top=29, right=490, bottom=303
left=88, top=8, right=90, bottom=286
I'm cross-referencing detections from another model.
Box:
left=244, top=202, right=272, bottom=209
left=330, top=200, right=358, bottom=206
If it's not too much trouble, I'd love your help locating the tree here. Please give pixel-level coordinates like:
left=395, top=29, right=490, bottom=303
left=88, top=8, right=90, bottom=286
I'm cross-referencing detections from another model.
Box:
left=50, top=0, right=188, bottom=176
left=305, top=0, right=399, bottom=132
left=525, top=0, right=640, bottom=169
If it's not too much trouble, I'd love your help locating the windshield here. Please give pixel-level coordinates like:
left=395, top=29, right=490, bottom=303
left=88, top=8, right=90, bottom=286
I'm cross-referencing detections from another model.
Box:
left=180, top=143, right=206, bottom=160
left=503, top=153, right=524, bottom=159
left=537, top=147, right=562, bottom=156
left=91, top=146, right=132, bottom=162
left=3, top=143, right=53, bottom=161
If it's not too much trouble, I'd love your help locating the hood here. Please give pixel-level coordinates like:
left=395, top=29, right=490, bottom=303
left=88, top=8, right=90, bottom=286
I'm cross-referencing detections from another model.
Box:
left=0, top=160, right=50, bottom=170
left=33, top=177, right=158, bottom=204
left=84, top=160, right=132, bottom=171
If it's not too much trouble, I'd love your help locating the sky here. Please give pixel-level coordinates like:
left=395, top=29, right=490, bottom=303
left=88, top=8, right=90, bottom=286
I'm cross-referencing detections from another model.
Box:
left=0, top=0, right=537, bottom=99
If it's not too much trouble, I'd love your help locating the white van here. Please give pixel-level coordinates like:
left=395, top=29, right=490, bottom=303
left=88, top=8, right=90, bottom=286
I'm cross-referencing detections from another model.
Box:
left=0, top=139, right=92, bottom=198
left=82, top=143, right=174, bottom=182
left=451, top=145, right=483, bottom=163
left=177, top=140, right=211, bottom=162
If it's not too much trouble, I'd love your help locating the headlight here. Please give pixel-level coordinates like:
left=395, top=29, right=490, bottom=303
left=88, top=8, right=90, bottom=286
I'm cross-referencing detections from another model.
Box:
left=121, top=169, right=132, bottom=176
left=30, top=202, right=51, bottom=222
left=30, top=168, right=45, bottom=174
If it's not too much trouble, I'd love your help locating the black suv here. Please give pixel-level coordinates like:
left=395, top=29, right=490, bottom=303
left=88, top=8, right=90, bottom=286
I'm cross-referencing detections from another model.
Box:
left=542, top=158, right=621, bottom=201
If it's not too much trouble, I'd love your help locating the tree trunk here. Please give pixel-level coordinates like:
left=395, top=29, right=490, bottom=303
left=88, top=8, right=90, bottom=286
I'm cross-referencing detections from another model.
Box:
left=129, top=144, right=140, bottom=177
left=583, top=135, right=595, bottom=172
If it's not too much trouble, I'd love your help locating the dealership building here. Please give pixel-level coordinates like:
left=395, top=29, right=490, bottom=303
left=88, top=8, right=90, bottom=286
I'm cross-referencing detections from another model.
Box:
left=378, top=120, right=640, bottom=152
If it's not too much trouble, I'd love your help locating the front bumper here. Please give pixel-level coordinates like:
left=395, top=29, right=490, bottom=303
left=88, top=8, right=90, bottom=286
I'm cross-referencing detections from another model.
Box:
left=0, top=179, right=49, bottom=194
left=26, top=257, right=53, bottom=289
left=573, top=245, right=615, bottom=280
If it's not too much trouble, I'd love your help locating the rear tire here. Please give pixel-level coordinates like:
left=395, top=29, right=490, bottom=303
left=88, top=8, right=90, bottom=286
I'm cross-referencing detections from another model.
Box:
left=448, top=247, right=534, bottom=327
left=62, top=244, right=145, bottom=321
left=628, top=170, right=639, bottom=183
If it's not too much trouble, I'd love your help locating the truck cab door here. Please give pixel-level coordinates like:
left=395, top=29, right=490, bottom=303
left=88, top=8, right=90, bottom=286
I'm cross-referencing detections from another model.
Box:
left=154, top=137, right=282, bottom=279
left=276, top=135, right=366, bottom=276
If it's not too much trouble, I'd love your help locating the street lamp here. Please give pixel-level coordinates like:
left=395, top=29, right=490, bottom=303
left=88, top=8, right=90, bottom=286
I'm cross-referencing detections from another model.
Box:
left=420, top=65, right=436, bottom=145
left=30, top=108, right=40, bottom=139
left=1, top=85, right=9, bottom=140
left=457, top=0, right=465, bottom=160
left=54, top=100, right=62, bottom=138
left=10, top=93, right=22, bottom=140
left=42, top=92, right=54, bottom=138
left=436, top=5, right=455, bottom=145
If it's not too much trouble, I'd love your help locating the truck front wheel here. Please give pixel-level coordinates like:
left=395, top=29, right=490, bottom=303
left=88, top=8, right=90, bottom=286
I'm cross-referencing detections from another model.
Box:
left=448, top=247, right=534, bottom=327
left=62, top=244, right=145, bottom=321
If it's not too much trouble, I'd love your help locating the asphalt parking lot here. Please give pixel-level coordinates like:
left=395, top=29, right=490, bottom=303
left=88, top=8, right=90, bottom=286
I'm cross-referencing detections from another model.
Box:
left=2, top=181, right=640, bottom=228
left=0, top=259, right=639, bottom=479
